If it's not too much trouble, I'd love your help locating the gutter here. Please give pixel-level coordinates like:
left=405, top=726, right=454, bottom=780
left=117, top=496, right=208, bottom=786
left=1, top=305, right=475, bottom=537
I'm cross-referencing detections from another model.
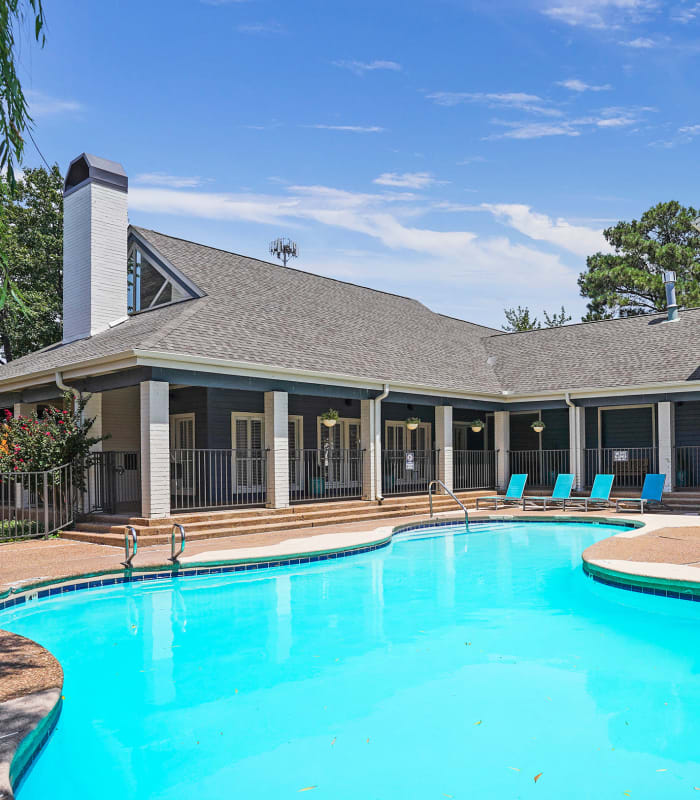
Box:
left=375, top=383, right=390, bottom=503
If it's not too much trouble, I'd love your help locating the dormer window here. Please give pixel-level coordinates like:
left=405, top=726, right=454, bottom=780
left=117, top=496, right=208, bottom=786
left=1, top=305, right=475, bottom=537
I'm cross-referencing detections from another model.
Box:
left=127, top=243, right=190, bottom=314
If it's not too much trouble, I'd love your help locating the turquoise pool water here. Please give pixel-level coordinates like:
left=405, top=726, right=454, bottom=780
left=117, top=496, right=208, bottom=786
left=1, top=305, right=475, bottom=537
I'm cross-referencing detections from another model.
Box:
left=3, top=521, right=700, bottom=799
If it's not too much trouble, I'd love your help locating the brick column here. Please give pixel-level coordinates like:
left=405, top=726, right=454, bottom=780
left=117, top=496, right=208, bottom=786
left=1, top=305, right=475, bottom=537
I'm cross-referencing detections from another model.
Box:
left=265, top=391, right=289, bottom=508
left=361, top=398, right=375, bottom=501
left=140, top=381, right=170, bottom=519
left=13, top=401, right=35, bottom=418
left=658, top=401, right=674, bottom=492
left=494, top=410, right=510, bottom=490
left=569, top=405, right=585, bottom=491
left=82, top=393, right=103, bottom=453
left=435, top=405, right=453, bottom=492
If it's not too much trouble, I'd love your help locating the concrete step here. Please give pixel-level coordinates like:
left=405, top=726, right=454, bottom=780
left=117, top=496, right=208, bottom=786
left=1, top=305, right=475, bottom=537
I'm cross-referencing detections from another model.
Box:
left=62, top=492, right=490, bottom=546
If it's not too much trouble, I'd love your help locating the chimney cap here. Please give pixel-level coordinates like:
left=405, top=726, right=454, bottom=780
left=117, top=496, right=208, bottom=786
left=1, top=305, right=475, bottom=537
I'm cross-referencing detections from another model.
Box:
left=64, top=153, right=127, bottom=197
left=663, top=270, right=677, bottom=284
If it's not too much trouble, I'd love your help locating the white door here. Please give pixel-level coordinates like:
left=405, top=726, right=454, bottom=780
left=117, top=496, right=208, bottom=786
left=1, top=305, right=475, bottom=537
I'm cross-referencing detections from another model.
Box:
left=385, top=420, right=432, bottom=486
left=231, top=413, right=265, bottom=491
left=318, top=418, right=361, bottom=487
left=170, top=414, right=195, bottom=496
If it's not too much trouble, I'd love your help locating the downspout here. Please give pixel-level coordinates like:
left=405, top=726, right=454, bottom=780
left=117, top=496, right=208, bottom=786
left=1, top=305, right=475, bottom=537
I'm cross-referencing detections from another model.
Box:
left=55, top=371, right=81, bottom=413
left=374, top=383, right=390, bottom=503
left=564, top=391, right=574, bottom=409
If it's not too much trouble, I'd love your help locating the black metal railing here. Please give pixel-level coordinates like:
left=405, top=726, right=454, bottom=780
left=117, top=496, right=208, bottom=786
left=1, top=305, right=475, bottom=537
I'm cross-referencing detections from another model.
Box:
left=382, top=449, right=437, bottom=495
left=453, top=449, right=496, bottom=490
left=0, top=463, right=74, bottom=542
left=86, top=451, right=141, bottom=515
left=583, top=447, right=658, bottom=489
left=170, top=448, right=267, bottom=511
left=674, top=446, right=700, bottom=488
left=508, top=449, right=570, bottom=487
left=289, top=448, right=364, bottom=502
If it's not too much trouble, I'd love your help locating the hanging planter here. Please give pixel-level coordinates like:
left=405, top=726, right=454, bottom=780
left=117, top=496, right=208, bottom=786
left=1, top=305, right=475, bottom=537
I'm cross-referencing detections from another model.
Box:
left=531, top=419, right=546, bottom=434
left=468, top=419, right=485, bottom=433
left=406, top=417, right=420, bottom=431
left=321, top=409, right=339, bottom=428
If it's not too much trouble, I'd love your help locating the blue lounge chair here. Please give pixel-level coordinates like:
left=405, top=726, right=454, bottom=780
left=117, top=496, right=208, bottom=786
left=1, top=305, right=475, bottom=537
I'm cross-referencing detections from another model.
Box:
left=615, top=474, right=667, bottom=513
left=562, top=474, right=614, bottom=511
left=476, top=474, right=528, bottom=509
left=522, top=473, right=574, bottom=511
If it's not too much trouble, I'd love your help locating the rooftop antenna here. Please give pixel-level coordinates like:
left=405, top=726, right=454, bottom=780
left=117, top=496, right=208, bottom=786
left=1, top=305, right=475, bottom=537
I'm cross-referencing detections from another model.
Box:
left=270, top=237, right=298, bottom=267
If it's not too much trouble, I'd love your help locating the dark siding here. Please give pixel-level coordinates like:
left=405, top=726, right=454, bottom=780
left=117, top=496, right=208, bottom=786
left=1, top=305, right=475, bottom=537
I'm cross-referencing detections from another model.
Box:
left=382, top=402, right=436, bottom=447
left=600, top=407, right=654, bottom=448
left=453, top=407, right=490, bottom=450
left=585, top=407, right=598, bottom=450
left=207, top=389, right=264, bottom=449
left=169, top=387, right=208, bottom=448
left=541, top=408, right=569, bottom=449
left=675, top=401, right=700, bottom=446
left=510, top=413, right=539, bottom=451
left=289, top=395, right=361, bottom=448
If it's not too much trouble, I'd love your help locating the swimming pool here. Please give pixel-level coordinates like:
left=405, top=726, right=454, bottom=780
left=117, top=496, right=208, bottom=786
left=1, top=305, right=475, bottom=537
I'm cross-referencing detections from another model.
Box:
left=3, top=521, right=700, bottom=799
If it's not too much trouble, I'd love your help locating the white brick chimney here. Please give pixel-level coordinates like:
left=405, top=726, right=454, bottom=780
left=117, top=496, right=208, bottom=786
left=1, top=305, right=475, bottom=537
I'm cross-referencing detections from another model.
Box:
left=62, top=153, right=128, bottom=343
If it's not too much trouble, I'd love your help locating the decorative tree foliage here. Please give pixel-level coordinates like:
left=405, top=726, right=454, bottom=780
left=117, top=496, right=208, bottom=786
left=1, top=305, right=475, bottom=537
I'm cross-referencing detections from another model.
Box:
left=0, top=0, right=45, bottom=190
left=0, top=394, right=104, bottom=485
left=502, top=305, right=571, bottom=332
left=0, top=164, right=62, bottom=361
left=579, top=201, right=700, bottom=320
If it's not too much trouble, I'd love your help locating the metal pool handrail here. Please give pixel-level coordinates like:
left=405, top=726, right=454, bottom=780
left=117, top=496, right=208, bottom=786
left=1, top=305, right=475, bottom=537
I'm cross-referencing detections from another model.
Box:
left=121, top=525, right=138, bottom=569
left=428, top=480, right=469, bottom=532
left=169, top=524, right=186, bottom=564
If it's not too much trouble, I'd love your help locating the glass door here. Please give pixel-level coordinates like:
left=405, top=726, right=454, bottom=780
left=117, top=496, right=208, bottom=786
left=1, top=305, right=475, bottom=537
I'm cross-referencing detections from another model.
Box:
left=170, top=413, right=195, bottom=497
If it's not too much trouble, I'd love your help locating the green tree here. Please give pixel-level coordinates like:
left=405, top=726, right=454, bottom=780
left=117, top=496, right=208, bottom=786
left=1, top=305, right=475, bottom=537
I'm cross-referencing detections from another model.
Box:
left=0, top=0, right=46, bottom=190
left=579, top=201, right=700, bottom=320
left=0, top=164, right=62, bottom=362
left=502, top=305, right=571, bottom=332
left=543, top=306, right=572, bottom=327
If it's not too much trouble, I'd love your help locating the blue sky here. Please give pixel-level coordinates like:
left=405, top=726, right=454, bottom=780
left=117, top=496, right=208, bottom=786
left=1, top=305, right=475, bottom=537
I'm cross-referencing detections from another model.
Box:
left=20, top=0, right=700, bottom=327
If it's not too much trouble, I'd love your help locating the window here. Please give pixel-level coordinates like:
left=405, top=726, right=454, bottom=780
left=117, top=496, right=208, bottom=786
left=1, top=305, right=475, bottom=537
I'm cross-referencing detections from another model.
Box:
left=128, top=244, right=189, bottom=314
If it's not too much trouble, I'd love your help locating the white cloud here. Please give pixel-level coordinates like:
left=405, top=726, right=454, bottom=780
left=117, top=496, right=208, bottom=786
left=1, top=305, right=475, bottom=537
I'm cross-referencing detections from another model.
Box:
left=456, top=156, right=486, bottom=165
left=373, top=172, right=443, bottom=188
left=672, top=3, right=700, bottom=23
left=311, top=124, right=385, bottom=133
left=542, top=0, right=659, bottom=29
left=484, top=104, right=652, bottom=139
left=333, top=60, right=401, bottom=75
left=481, top=203, right=612, bottom=257
left=488, top=121, right=581, bottom=139
left=620, top=36, right=656, bottom=47
left=26, top=90, right=82, bottom=117
left=128, top=183, right=580, bottom=310
left=134, top=172, right=207, bottom=189
left=557, top=78, right=612, bottom=91
left=236, top=21, right=285, bottom=34
left=679, top=124, right=700, bottom=136
left=427, top=91, right=562, bottom=116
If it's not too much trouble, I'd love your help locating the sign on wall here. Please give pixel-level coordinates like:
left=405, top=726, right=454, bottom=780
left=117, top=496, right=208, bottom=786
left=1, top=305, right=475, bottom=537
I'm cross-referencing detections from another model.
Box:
left=405, top=451, right=415, bottom=471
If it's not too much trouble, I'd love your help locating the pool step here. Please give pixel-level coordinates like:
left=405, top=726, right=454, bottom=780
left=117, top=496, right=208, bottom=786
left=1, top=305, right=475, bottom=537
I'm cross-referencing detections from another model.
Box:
left=61, top=491, right=491, bottom=546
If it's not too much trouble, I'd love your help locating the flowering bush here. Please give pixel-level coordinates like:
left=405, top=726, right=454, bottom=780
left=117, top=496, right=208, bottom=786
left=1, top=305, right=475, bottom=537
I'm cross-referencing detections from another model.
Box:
left=0, top=393, right=104, bottom=484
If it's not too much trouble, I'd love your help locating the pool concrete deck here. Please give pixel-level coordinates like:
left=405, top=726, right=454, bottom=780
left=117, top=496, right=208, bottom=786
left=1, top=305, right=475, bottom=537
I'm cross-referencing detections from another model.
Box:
left=2, top=507, right=700, bottom=798
left=1, top=507, right=699, bottom=596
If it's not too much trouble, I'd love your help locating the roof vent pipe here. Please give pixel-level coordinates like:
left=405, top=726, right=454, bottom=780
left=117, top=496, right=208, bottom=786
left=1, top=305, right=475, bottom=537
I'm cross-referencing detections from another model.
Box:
left=663, top=271, right=679, bottom=322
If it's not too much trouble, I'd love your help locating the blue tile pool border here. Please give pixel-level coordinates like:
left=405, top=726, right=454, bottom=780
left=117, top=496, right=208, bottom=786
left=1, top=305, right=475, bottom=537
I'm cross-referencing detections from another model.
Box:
left=0, top=515, right=645, bottom=614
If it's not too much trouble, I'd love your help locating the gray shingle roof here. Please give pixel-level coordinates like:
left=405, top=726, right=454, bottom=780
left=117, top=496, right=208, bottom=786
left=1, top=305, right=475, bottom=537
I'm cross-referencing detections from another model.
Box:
left=1, top=226, right=699, bottom=396
left=484, top=310, right=700, bottom=393
left=0, top=227, right=502, bottom=394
